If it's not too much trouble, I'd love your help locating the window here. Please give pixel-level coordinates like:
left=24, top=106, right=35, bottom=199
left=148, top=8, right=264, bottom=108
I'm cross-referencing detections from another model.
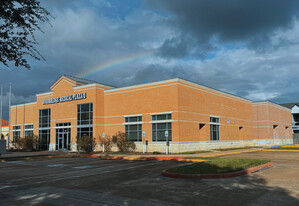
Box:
left=125, top=116, right=142, bottom=123
left=210, top=117, right=220, bottom=141
left=77, top=103, right=93, bottom=137
left=12, top=125, right=21, bottom=142
left=293, top=114, right=299, bottom=125
left=39, top=109, right=51, bottom=128
left=152, top=114, right=172, bottom=121
left=77, top=127, right=93, bottom=138
left=39, top=109, right=51, bottom=150
left=210, top=117, right=219, bottom=123
left=13, top=125, right=20, bottom=130
left=25, top=124, right=34, bottom=137
left=39, top=129, right=50, bottom=150
left=77, top=103, right=93, bottom=125
left=25, top=124, right=33, bottom=129
left=56, top=122, right=71, bottom=127
left=152, top=114, right=172, bottom=142
left=124, top=116, right=142, bottom=142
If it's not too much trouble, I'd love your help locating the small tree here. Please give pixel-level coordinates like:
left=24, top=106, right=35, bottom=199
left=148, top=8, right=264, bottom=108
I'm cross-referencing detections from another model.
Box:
left=13, top=134, right=39, bottom=151
left=112, top=131, right=136, bottom=152
left=22, top=134, right=39, bottom=151
left=14, top=137, right=22, bottom=150
left=76, top=136, right=96, bottom=153
left=99, top=134, right=113, bottom=153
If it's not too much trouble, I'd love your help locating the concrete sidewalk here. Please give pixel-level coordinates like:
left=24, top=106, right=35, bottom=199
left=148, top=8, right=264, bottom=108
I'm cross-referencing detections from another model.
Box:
left=0, top=148, right=263, bottom=161
left=96, top=148, right=264, bottom=159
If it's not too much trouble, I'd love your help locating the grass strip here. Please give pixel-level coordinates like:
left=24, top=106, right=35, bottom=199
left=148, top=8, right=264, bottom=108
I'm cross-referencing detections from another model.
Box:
left=268, top=147, right=299, bottom=150
left=167, top=158, right=270, bottom=174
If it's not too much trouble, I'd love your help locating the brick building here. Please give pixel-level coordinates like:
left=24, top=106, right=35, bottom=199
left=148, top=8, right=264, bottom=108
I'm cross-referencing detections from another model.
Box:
left=9, top=75, right=292, bottom=152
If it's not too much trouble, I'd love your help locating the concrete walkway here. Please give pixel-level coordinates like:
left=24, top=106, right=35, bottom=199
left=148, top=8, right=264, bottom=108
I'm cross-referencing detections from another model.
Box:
left=0, top=148, right=264, bottom=161
left=96, top=148, right=263, bottom=159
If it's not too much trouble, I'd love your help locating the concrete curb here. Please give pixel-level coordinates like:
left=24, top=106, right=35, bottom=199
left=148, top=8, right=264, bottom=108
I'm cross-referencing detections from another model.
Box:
left=162, top=162, right=273, bottom=179
left=263, top=149, right=299, bottom=152
left=98, top=155, right=206, bottom=162
left=282, top=144, right=299, bottom=148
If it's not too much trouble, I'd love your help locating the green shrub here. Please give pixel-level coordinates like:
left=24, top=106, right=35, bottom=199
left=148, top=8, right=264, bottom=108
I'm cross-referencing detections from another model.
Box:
left=153, top=151, right=162, bottom=155
left=76, top=136, right=96, bottom=153
left=112, top=131, right=136, bottom=152
left=23, top=135, right=39, bottom=151
left=99, top=134, right=113, bottom=152
left=13, top=135, right=39, bottom=151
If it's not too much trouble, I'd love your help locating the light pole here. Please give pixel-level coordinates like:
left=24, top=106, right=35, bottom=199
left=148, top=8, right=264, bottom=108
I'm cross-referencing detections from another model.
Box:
left=102, top=133, right=105, bottom=153
left=165, top=130, right=169, bottom=154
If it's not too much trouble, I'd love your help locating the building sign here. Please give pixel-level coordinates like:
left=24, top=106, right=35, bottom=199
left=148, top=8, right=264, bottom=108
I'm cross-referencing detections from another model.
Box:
left=42, top=93, right=86, bottom=105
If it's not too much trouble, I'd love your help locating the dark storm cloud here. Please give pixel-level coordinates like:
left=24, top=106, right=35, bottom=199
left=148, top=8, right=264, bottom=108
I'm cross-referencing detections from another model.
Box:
left=149, top=0, right=299, bottom=58
left=1, top=0, right=299, bottom=121
left=157, top=34, right=214, bottom=59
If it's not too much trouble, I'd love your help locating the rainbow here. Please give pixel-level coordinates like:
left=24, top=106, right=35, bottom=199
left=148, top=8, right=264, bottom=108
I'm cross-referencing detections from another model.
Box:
left=78, top=51, right=153, bottom=78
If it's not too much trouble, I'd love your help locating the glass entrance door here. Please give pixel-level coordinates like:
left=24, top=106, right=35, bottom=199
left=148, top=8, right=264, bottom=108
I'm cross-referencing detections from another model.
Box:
left=57, top=129, right=69, bottom=151
left=55, top=123, right=71, bottom=151
left=57, top=133, right=65, bottom=150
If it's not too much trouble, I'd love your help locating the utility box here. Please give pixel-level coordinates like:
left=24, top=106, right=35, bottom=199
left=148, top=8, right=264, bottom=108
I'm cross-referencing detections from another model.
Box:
left=0, top=140, right=6, bottom=155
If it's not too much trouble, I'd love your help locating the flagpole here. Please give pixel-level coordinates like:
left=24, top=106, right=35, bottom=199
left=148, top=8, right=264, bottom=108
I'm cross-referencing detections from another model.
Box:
left=8, top=83, right=11, bottom=149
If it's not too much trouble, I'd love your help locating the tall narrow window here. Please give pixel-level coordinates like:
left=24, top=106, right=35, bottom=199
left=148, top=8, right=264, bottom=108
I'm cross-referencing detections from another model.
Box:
left=39, top=109, right=51, bottom=150
left=12, top=125, right=21, bottom=142
left=124, top=116, right=142, bottom=142
left=77, top=103, right=93, bottom=137
left=152, top=113, right=172, bottom=142
left=210, top=116, right=220, bottom=141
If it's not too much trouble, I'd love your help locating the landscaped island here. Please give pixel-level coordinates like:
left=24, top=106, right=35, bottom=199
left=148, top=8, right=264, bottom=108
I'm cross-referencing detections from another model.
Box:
left=163, top=158, right=272, bottom=179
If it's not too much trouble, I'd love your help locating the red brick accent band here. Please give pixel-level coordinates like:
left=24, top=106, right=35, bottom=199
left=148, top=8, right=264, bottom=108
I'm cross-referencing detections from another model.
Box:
left=162, top=162, right=273, bottom=179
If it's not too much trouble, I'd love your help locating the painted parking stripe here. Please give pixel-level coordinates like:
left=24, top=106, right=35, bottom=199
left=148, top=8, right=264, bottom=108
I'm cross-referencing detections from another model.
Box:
left=47, top=164, right=66, bottom=167
left=73, top=166, right=96, bottom=169
left=5, top=161, right=24, bottom=164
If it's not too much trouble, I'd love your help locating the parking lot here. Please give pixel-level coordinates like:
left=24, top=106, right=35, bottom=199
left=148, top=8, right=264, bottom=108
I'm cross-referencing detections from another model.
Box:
left=0, top=151, right=298, bottom=206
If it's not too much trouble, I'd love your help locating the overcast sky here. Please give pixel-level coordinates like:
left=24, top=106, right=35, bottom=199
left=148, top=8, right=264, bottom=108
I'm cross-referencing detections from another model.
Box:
left=1, top=0, right=299, bottom=120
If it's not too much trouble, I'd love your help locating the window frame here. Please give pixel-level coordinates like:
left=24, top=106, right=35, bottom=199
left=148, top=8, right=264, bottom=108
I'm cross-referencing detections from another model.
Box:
left=77, top=103, right=93, bottom=138
left=123, top=115, right=142, bottom=142
left=39, top=109, right=51, bottom=128
left=151, top=113, right=172, bottom=142
left=210, top=116, right=220, bottom=141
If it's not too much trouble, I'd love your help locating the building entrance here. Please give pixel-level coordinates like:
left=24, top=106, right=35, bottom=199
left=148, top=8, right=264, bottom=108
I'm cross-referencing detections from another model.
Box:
left=57, top=131, right=68, bottom=150
left=55, top=122, right=71, bottom=151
